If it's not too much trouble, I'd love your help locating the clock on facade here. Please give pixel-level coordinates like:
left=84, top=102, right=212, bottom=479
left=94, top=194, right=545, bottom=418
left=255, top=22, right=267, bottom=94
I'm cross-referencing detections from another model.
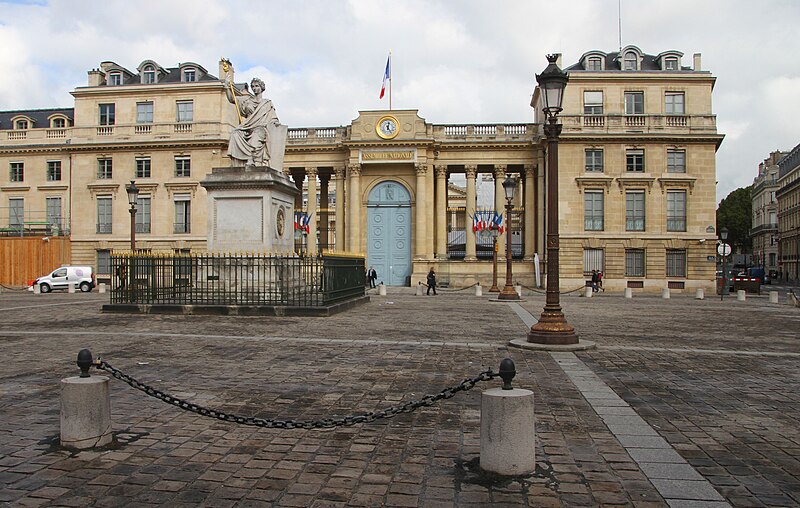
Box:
left=376, top=115, right=400, bottom=139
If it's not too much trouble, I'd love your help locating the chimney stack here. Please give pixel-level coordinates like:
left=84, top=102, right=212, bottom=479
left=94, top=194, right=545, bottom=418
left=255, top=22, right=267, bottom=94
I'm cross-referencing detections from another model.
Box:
left=693, top=53, right=702, bottom=71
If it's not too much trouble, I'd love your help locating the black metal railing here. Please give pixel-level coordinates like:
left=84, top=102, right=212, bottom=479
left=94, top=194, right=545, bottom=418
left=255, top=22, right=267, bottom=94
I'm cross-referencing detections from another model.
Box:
left=110, top=252, right=365, bottom=306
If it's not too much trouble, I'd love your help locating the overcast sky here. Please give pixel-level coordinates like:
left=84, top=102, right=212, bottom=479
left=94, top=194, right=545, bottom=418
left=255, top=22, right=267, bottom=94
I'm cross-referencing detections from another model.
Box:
left=1, top=0, right=799, bottom=203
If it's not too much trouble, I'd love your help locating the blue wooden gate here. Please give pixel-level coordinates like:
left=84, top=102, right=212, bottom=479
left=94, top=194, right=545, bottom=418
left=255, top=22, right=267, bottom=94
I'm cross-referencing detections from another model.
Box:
left=367, top=181, right=412, bottom=286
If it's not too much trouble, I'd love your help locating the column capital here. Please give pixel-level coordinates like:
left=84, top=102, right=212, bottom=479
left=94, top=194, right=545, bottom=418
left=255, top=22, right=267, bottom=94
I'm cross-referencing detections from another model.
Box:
left=435, top=164, right=448, bottom=178
left=306, top=166, right=318, bottom=178
left=522, top=164, right=535, bottom=177
left=347, top=163, right=361, bottom=177
left=494, top=164, right=507, bottom=178
left=415, top=163, right=428, bottom=176
left=334, top=166, right=346, bottom=179
left=465, top=164, right=478, bottom=178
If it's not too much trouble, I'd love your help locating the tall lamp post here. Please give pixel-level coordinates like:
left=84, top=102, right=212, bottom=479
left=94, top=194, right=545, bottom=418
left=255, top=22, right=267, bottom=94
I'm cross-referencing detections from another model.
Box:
left=126, top=180, right=139, bottom=251
left=498, top=175, right=520, bottom=300
left=489, top=233, right=500, bottom=292
left=720, top=227, right=729, bottom=301
left=527, top=55, right=578, bottom=345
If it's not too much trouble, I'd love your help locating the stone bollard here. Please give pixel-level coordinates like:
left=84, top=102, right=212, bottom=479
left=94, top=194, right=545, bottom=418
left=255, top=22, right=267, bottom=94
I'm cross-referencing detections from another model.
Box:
left=416, top=283, right=424, bottom=296
left=624, top=287, right=633, bottom=299
left=695, top=288, right=704, bottom=300
left=737, top=289, right=746, bottom=301
left=515, top=285, right=522, bottom=297
left=33, top=283, right=41, bottom=294
left=661, top=288, right=670, bottom=299
left=584, top=286, right=593, bottom=298
left=769, top=291, right=778, bottom=304
left=99, top=283, right=106, bottom=294
left=61, top=349, right=113, bottom=449
left=378, top=283, right=386, bottom=296
left=475, top=284, right=483, bottom=297
left=68, top=283, right=76, bottom=294
left=480, top=359, right=535, bottom=476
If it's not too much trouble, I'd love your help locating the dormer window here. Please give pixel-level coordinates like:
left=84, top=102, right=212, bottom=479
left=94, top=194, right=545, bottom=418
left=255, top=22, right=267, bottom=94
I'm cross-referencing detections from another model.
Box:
left=143, top=65, right=156, bottom=84
left=587, top=57, right=603, bottom=71
left=109, top=72, right=123, bottom=86
left=624, top=52, right=638, bottom=70
left=51, top=118, right=66, bottom=128
left=183, top=68, right=196, bottom=82
left=15, top=119, right=28, bottom=130
left=664, top=57, right=679, bottom=70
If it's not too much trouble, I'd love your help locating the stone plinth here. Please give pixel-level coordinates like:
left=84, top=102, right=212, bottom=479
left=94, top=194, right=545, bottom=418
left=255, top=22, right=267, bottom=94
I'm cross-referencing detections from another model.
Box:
left=60, top=376, right=113, bottom=449
left=480, top=387, right=536, bottom=476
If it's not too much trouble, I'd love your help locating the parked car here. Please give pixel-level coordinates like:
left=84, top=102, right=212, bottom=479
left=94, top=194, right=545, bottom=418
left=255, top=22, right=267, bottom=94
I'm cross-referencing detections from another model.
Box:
left=34, top=266, right=96, bottom=293
left=747, top=267, right=771, bottom=285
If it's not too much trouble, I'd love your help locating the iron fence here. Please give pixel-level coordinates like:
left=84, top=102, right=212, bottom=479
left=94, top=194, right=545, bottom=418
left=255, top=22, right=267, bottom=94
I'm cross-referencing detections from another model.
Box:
left=110, top=252, right=365, bottom=306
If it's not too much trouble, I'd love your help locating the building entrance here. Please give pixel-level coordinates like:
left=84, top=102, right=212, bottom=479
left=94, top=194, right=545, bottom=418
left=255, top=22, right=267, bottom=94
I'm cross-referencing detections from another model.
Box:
left=367, top=181, right=411, bottom=286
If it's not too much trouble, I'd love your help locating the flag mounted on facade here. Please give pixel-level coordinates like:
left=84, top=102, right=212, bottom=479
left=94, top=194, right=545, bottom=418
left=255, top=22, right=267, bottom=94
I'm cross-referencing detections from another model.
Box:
left=379, top=53, right=391, bottom=102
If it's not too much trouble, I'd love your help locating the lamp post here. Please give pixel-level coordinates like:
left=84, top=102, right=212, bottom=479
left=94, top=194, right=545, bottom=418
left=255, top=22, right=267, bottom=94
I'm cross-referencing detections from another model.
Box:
left=489, top=233, right=500, bottom=292
left=720, top=227, right=729, bottom=301
left=126, top=180, right=139, bottom=251
left=527, top=54, right=578, bottom=345
left=498, top=175, right=520, bottom=300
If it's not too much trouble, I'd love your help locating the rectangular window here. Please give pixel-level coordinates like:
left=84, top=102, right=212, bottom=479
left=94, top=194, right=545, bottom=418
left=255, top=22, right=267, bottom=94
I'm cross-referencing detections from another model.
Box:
left=585, top=149, right=604, bottom=172
left=664, top=58, right=679, bottom=70
left=46, top=197, right=61, bottom=231
left=667, top=190, right=687, bottom=232
left=135, top=196, right=151, bottom=233
left=183, top=69, right=196, bottom=82
left=136, top=102, right=154, bottom=123
left=175, top=156, right=191, bottom=177
left=174, top=195, right=191, bottom=233
left=624, top=92, right=644, bottom=114
left=47, top=160, right=62, bottom=181
left=626, top=149, right=645, bottom=172
left=176, top=100, right=193, bottom=122
left=587, top=57, right=602, bottom=71
left=10, top=162, right=24, bottom=182
left=98, top=158, right=112, bottom=179
left=665, top=92, right=685, bottom=115
left=769, top=252, right=777, bottom=266
left=584, top=191, right=604, bottom=231
left=109, top=73, right=122, bottom=86
left=584, top=248, right=604, bottom=274
left=97, top=197, right=112, bottom=234
left=625, top=249, right=645, bottom=277
left=8, top=198, right=24, bottom=227
left=99, top=103, right=115, bottom=125
left=97, top=250, right=111, bottom=276
left=583, top=91, right=603, bottom=115
left=666, top=249, right=687, bottom=277
left=135, top=157, right=151, bottom=178
left=626, top=191, right=645, bottom=231
left=667, top=150, right=686, bottom=173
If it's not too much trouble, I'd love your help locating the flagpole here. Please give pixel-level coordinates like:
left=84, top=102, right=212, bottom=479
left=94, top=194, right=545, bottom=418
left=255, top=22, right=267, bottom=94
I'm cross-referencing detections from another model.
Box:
left=389, top=51, right=392, bottom=111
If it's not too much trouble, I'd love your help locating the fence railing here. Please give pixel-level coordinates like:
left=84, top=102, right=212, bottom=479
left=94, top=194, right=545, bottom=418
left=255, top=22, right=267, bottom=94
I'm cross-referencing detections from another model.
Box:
left=110, top=252, right=365, bottom=307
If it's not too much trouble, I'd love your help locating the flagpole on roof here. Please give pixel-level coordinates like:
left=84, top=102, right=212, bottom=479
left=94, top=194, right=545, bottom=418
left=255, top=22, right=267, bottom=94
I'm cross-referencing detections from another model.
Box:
left=389, top=50, right=392, bottom=111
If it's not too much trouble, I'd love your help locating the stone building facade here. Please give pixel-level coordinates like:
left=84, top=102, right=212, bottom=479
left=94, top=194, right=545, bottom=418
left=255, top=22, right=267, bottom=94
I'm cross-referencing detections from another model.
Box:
left=751, top=151, right=785, bottom=278
left=777, top=143, right=800, bottom=281
left=0, top=47, right=723, bottom=292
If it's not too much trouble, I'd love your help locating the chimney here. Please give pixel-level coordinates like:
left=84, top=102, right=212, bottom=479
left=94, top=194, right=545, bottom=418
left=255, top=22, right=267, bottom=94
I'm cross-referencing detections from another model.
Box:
left=693, top=53, right=702, bottom=71
left=87, top=69, right=104, bottom=87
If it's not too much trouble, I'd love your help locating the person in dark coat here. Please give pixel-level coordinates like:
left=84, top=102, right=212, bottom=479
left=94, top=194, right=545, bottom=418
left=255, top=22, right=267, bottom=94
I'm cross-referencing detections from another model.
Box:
left=368, top=266, right=377, bottom=288
left=426, top=268, right=437, bottom=295
left=591, top=270, right=599, bottom=293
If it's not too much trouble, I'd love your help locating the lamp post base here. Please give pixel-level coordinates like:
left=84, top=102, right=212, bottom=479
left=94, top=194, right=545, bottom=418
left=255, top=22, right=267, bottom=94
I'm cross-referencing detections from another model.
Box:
left=527, top=310, right=578, bottom=344
left=498, top=285, right=520, bottom=300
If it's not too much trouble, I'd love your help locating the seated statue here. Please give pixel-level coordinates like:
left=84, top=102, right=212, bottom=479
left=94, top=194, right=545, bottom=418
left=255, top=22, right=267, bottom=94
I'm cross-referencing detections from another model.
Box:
left=224, top=76, right=279, bottom=167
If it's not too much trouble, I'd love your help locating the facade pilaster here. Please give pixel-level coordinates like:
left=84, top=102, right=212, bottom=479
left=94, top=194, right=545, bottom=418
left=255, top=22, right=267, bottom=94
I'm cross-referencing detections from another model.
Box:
left=334, top=166, right=345, bottom=252
left=523, top=164, right=536, bottom=260
left=346, top=164, right=361, bottom=253
left=435, top=165, right=448, bottom=258
left=465, top=165, right=477, bottom=260
left=306, top=167, right=318, bottom=256
left=494, top=164, right=507, bottom=258
left=414, top=163, right=427, bottom=259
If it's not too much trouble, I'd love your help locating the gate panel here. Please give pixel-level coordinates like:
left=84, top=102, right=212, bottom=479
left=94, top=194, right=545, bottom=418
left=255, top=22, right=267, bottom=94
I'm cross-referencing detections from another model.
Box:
left=367, top=182, right=411, bottom=286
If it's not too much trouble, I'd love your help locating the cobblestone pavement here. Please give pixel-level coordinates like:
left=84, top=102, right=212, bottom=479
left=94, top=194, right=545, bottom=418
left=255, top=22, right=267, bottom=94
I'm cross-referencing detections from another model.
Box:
left=0, top=286, right=798, bottom=506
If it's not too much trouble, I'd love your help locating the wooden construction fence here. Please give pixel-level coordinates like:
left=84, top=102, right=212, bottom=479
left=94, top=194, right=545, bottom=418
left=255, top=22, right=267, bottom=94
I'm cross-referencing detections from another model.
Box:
left=0, top=237, right=71, bottom=287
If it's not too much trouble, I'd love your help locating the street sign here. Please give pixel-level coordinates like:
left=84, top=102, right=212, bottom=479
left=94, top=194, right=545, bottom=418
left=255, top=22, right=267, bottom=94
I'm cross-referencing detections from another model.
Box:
left=717, top=243, right=731, bottom=257
left=707, top=255, right=716, bottom=262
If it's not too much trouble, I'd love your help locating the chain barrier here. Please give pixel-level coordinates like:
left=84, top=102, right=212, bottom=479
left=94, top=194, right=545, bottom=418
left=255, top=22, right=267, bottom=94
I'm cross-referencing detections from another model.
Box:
left=94, top=358, right=499, bottom=430
left=520, top=283, right=586, bottom=295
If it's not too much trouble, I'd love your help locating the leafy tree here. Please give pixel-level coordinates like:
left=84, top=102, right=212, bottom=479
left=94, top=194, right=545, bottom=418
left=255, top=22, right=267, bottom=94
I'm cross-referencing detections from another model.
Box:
left=716, top=186, right=752, bottom=253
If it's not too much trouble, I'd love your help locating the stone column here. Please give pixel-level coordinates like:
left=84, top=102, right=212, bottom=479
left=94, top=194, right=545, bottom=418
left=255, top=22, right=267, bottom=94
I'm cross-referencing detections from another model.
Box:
left=415, top=163, right=428, bottom=260
left=306, top=167, right=318, bottom=256
left=435, top=165, right=448, bottom=259
left=334, top=166, right=345, bottom=252
left=319, top=170, right=330, bottom=252
left=291, top=170, right=304, bottom=210
left=346, top=164, right=361, bottom=253
left=523, top=164, right=536, bottom=260
left=465, top=165, right=477, bottom=260
left=494, top=165, right=507, bottom=258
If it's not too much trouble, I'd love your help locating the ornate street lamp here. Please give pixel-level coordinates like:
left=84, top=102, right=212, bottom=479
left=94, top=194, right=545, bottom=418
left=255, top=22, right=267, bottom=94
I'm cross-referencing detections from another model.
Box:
left=527, top=55, right=578, bottom=345
left=498, top=175, right=520, bottom=300
left=126, top=180, right=139, bottom=251
left=720, top=227, right=729, bottom=301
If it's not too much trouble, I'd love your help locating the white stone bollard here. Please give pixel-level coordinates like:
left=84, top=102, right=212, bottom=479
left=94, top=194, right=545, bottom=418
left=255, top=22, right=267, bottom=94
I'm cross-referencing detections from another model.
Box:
left=378, top=283, right=386, bottom=296
left=99, top=283, right=106, bottom=294
left=769, top=291, right=778, bottom=304
left=695, top=288, right=704, bottom=300
left=33, top=283, right=41, bottom=294
left=475, top=284, right=483, bottom=297
left=61, top=376, right=113, bottom=449
left=584, top=286, right=593, bottom=298
left=737, top=289, right=746, bottom=301
left=480, top=387, right=536, bottom=476
left=68, top=283, right=76, bottom=294
left=662, top=288, right=670, bottom=299
left=416, top=283, right=424, bottom=296
left=624, top=287, right=633, bottom=298
left=515, top=285, right=522, bottom=297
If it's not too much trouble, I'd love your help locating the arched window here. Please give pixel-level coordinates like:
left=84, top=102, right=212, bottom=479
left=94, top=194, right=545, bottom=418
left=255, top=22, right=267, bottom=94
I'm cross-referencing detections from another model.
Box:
left=51, top=118, right=66, bottom=128
left=624, top=52, right=638, bottom=70
left=587, top=57, right=602, bottom=70
left=143, top=65, right=156, bottom=84
left=183, top=68, right=196, bottom=82
left=15, top=119, right=28, bottom=130
left=109, top=72, right=122, bottom=85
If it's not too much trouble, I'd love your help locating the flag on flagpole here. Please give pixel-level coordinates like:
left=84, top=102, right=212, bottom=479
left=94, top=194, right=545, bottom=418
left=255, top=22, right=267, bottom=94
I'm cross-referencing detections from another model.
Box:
left=379, top=54, right=391, bottom=99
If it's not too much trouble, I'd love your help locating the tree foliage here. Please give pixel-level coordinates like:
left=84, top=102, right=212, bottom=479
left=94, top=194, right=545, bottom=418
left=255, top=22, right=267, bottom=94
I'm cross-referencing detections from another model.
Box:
left=716, top=186, right=752, bottom=252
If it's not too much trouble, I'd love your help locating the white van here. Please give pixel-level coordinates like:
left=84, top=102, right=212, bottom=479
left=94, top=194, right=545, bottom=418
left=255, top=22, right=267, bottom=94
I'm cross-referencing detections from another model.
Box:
left=35, top=266, right=96, bottom=293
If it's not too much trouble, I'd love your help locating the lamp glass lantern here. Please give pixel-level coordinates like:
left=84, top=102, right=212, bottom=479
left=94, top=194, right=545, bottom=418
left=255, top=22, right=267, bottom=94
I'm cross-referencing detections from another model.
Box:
left=126, top=180, right=139, bottom=207
left=720, top=227, right=729, bottom=241
left=502, top=175, right=517, bottom=202
left=535, top=54, right=568, bottom=117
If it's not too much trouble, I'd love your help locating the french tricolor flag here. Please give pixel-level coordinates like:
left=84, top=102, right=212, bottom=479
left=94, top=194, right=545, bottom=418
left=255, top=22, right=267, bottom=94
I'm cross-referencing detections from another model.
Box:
left=379, top=54, right=391, bottom=99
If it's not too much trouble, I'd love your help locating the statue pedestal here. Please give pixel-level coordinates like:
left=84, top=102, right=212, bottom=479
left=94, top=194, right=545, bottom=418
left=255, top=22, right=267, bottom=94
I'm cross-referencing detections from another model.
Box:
left=201, top=166, right=299, bottom=254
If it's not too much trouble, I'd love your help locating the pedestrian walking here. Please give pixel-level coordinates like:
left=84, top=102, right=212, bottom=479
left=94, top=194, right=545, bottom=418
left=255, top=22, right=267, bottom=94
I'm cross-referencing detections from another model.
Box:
left=368, top=266, right=377, bottom=288
left=426, top=268, right=437, bottom=295
left=598, top=271, right=604, bottom=292
left=591, top=270, right=599, bottom=293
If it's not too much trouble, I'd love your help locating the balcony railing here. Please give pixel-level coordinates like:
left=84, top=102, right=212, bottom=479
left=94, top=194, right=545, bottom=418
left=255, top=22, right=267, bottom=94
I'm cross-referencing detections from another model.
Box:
left=174, top=222, right=191, bottom=234
left=564, top=114, right=718, bottom=134
left=750, top=223, right=778, bottom=236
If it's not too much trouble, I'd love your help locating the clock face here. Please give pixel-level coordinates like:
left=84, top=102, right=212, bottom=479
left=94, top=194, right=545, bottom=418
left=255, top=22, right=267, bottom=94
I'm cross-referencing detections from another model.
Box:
left=376, top=115, right=400, bottom=139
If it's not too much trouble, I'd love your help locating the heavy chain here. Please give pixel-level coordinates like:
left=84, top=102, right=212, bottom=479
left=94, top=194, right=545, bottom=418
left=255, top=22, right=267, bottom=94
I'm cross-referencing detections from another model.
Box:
left=95, top=359, right=497, bottom=430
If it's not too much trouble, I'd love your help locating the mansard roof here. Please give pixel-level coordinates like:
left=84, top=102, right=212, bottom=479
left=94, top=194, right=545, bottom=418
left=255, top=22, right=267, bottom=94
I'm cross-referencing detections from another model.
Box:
left=98, top=60, right=218, bottom=86
left=0, top=108, right=74, bottom=130
left=567, top=46, right=692, bottom=71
